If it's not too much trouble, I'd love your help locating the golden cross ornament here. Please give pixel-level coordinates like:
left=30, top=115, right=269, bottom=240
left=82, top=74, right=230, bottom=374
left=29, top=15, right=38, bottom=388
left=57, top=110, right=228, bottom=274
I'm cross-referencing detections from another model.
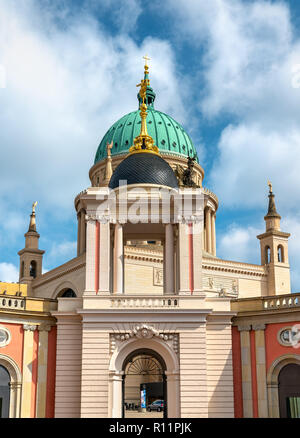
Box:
left=143, top=55, right=151, bottom=66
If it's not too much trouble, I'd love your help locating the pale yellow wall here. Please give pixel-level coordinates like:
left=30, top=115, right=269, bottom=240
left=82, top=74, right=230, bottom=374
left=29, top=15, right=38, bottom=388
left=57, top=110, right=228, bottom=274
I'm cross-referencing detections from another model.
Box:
left=179, top=324, right=208, bottom=418
left=125, top=262, right=163, bottom=295
left=238, top=278, right=268, bottom=298
left=54, top=315, right=82, bottom=418
left=80, top=326, right=110, bottom=418
left=206, top=321, right=234, bottom=418
left=0, top=282, right=28, bottom=296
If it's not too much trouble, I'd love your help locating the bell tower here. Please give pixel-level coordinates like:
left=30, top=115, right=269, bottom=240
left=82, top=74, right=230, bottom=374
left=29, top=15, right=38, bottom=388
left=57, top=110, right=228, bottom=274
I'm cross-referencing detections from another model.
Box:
left=18, top=202, right=44, bottom=295
left=257, top=182, right=291, bottom=296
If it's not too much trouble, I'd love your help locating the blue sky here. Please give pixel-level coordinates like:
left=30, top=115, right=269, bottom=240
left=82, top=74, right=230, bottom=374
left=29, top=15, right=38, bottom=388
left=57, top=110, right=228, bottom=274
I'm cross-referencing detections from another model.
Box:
left=1, top=0, right=300, bottom=290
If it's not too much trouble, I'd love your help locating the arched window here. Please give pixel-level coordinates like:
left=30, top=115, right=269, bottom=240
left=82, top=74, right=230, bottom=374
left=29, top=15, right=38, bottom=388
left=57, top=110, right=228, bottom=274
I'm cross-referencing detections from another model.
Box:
left=60, top=289, right=77, bottom=298
left=29, top=261, right=37, bottom=278
left=265, top=246, right=271, bottom=264
left=279, top=363, right=300, bottom=418
left=278, top=245, right=284, bottom=263
left=0, top=365, right=10, bottom=418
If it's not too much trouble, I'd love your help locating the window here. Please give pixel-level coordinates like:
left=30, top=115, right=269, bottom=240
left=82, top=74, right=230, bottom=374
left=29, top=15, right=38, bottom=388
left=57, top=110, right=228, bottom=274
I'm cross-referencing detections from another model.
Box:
left=0, top=365, right=10, bottom=418
left=265, top=246, right=271, bottom=264
left=30, top=260, right=37, bottom=278
left=61, top=289, right=77, bottom=298
left=278, top=245, right=284, bottom=263
left=0, top=328, right=11, bottom=347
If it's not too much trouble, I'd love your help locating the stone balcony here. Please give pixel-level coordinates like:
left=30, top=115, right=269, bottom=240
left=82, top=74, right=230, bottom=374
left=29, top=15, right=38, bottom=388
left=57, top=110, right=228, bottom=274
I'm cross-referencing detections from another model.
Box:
left=0, top=294, right=57, bottom=313
left=231, top=292, right=300, bottom=313
left=56, top=293, right=232, bottom=314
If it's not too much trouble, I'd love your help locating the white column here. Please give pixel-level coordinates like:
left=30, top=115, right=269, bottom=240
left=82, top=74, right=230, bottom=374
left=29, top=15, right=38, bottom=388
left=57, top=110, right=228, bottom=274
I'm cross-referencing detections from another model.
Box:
left=253, top=324, right=268, bottom=417
left=178, top=223, right=190, bottom=295
left=99, top=222, right=111, bottom=293
left=238, top=325, right=253, bottom=418
left=205, top=207, right=212, bottom=254
left=36, top=325, right=51, bottom=418
left=111, top=372, right=123, bottom=418
left=192, top=223, right=203, bottom=294
left=165, top=372, right=180, bottom=417
left=85, top=219, right=96, bottom=292
left=165, top=224, right=174, bottom=295
left=21, top=324, right=37, bottom=418
left=211, top=212, right=216, bottom=256
left=113, top=223, right=124, bottom=294
left=80, top=210, right=86, bottom=254
left=77, top=213, right=80, bottom=256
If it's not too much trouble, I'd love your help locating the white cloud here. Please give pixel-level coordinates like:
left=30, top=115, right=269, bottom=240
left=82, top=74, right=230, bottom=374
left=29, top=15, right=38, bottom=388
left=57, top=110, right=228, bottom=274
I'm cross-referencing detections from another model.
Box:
left=217, top=223, right=261, bottom=265
left=282, top=215, right=300, bottom=292
left=218, top=214, right=300, bottom=293
left=162, top=0, right=300, bottom=288
left=210, top=123, right=300, bottom=211
left=48, top=240, right=77, bottom=261
left=0, top=263, right=19, bottom=282
left=0, top=0, right=188, bottom=215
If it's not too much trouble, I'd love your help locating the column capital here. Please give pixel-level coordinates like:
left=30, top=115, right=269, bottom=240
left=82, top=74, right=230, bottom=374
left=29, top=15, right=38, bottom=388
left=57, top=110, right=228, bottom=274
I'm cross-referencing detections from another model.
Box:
left=238, top=324, right=251, bottom=332
left=38, top=324, right=52, bottom=332
left=23, top=324, right=37, bottom=332
left=252, top=323, right=266, bottom=331
left=9, top=382, right=22, bottom=389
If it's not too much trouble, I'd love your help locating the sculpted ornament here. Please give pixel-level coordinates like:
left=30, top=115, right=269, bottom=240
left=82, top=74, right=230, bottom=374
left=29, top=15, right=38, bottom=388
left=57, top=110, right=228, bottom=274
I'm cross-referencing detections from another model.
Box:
left=110, top=324, right=179, bottom=354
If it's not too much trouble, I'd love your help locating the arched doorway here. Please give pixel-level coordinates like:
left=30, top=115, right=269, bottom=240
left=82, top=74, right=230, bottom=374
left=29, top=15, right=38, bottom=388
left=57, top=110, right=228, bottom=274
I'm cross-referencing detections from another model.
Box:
left=278, top=363, right=300, bottom=418
left=122, top=349, right=167, bottom=418
left=109, top=335, right=180, bottom=418
left=0, top=365, right=10, bottom=418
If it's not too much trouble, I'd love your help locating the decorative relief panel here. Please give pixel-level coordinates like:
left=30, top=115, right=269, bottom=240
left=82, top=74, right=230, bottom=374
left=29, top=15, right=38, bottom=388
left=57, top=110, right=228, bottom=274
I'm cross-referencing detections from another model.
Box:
left=153, top=268, right=163, bottom=286
left=203, top=275, right=238, bottom=297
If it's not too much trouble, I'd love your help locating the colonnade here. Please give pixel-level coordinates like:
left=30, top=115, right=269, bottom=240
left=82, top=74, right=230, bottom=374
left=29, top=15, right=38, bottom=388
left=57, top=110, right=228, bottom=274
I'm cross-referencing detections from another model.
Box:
left=112, top=223, right=175, bottom=294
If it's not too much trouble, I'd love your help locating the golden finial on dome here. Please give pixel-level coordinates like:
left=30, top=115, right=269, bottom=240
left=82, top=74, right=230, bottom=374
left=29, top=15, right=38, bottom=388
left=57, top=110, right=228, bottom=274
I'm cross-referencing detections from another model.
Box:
left=129, top=56, right=159, bottom=156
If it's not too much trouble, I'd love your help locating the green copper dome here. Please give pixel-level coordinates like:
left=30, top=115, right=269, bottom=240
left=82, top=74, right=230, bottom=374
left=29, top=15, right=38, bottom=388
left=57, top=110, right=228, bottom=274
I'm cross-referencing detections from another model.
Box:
left=94, top=87, right=199, bottom=164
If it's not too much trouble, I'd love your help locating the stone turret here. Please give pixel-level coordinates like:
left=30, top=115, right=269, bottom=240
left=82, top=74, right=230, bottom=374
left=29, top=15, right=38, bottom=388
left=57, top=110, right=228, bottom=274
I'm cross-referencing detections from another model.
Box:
left=257, top=183, right=291, bottom=296
left=18, top=202, right=44, bottom=295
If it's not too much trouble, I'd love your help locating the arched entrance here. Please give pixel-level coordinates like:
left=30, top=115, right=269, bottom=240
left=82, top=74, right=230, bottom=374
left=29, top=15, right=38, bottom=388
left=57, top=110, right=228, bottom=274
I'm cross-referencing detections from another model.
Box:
left=109, top=336, right=180, bottom=418
left=122, top=349, right=167, bottom=418
left=0, top=365, right=10, bottom=418
left=278, top=363, right=300, bottom=418
left=0, top=355, right=22, bottom=418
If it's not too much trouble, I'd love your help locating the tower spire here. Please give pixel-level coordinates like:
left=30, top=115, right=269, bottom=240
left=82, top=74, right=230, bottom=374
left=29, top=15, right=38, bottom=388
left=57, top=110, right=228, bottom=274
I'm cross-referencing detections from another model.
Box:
left=28, top=201, right=38, bottom=232
left=264, top=181, right=281, bottom=231
left=129, top=57, right=159, bottom=156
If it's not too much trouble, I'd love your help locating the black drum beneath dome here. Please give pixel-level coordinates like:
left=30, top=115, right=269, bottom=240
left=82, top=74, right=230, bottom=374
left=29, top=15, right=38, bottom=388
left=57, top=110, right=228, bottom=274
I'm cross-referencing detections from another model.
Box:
left=108, top=152, right=179, bottom=189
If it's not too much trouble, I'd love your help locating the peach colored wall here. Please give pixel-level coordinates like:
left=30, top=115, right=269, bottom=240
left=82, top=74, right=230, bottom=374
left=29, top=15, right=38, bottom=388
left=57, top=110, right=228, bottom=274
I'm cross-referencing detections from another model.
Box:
left=265, top=321, right=300, bottom=371
left=46, top=327, right=57, bottom=418
left=0, top=323, right=24, bottom=372
left=250, top=330, right=258, bottom=418
left=232, top=327, right=243, bottom=418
